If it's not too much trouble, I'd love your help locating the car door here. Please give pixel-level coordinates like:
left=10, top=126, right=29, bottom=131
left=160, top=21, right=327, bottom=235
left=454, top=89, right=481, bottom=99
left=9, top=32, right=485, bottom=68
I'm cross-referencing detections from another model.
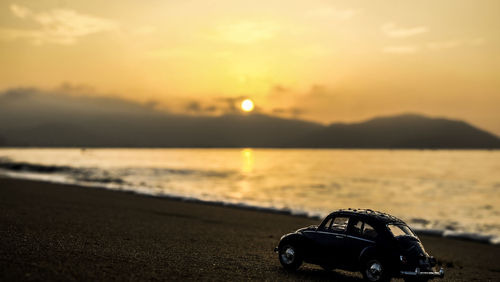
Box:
left=302, top=216, right=333, bottom=261
left=320, top=216, right=350, bottom=266
left=302, top=215, right=351, bottom=265
left=345, top=218, right=378, bottom=268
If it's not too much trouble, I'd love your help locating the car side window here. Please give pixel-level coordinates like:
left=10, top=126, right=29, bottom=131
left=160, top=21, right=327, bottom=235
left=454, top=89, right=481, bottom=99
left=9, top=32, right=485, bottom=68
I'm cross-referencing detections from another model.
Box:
left=330, top=217, right=349, bottom=232
left=348, top=220, right=378, bottom=240
left=362, top=223, right=377, bottom=239
left=322, top=218, right=333, bottom=229
left=351, top=220, right=363, bottom=236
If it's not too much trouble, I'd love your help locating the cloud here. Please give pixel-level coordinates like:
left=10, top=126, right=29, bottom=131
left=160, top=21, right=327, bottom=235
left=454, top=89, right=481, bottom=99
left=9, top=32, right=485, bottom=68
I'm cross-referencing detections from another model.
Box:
left=279, top=84, right=338, bottom=120
left=214, top=21, right=278, bottom=44
left=131, top=25, right=156, bottom=36
left=1, top=4, right=118, bottom=45
left=0, top=86, right=164, bottom=120
left=382, top=45, right=419, bottom=54
left=306, top=7, right=357, bottom=21
left=145, top=47, right=195, bottom=59
left=426, top=40, right=462, bottom=50
left=290, top=45, right=330, bottom=58
left=56, top=82, right=96, bottom=94
left=272, top=84, right=290, bottom=93
left=425, top=38, right=486, bottom=51
left=468, top=37, right=486, bottom=46
left=185, top=101, right=218, bottom=114
left=381, top=22, right=428, bottom=38
left=215, top=96, right=249, bottom=113
left=384, top=38, right=486, bottom=54
left=272, top=107, right=303, bottom=118
left=183, top=96, right=253, bottom=116
left=10, top=4, right=30, bottom=18
left=270, top=84, right=329, bottom=113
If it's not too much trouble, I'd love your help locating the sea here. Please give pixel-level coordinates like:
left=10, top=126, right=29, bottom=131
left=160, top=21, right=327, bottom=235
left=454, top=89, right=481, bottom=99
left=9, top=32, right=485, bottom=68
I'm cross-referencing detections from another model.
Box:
left=1, top=148, right=499, bottom=244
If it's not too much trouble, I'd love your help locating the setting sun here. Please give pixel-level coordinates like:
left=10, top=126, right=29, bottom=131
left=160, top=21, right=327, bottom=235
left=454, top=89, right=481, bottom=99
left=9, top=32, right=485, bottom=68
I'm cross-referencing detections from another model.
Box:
left=241, top=99, right=255, bottom=112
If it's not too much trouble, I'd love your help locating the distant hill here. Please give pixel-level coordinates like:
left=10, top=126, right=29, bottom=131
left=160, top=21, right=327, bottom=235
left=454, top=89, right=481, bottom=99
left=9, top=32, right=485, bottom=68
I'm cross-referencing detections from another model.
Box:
left=300, top=114, right=500, bottom=149
left=1, top=89, right=499, bottom=148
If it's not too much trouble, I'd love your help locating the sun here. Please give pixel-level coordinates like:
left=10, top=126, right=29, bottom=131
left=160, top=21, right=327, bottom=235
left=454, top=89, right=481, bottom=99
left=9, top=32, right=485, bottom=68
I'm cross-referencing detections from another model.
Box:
left=241, top=99, right=255, bottom=112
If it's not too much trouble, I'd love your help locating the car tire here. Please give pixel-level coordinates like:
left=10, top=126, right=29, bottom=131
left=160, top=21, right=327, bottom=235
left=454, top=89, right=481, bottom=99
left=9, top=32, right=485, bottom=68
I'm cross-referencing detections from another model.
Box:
left=278, top=244, right=303, bottom=271
left=320, top=264, right=334, bottom=272
left=404, top=279, right=429, bottom=282
left=361, top=259, right=390, bottom=282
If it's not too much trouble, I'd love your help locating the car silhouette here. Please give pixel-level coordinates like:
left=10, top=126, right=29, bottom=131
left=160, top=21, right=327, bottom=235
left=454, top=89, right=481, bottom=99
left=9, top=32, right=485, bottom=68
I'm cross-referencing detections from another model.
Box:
left=275, top=209, right=444, bottom=281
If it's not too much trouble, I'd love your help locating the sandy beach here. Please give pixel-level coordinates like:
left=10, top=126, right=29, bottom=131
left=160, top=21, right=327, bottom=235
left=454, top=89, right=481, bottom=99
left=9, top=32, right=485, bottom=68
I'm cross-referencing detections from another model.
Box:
left=1, top=177, right=499, bottom=281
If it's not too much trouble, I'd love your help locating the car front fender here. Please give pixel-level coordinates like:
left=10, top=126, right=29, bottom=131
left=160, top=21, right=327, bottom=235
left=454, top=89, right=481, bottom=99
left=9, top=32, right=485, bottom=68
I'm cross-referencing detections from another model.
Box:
left=277, top=232, right=309, bottom=253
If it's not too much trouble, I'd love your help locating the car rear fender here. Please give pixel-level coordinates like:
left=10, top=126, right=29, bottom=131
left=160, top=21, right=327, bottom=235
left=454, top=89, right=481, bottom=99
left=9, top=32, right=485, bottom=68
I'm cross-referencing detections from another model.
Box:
left=358, top=245, right=385, bottom=265
left=359, top=245, right=398, bottom=273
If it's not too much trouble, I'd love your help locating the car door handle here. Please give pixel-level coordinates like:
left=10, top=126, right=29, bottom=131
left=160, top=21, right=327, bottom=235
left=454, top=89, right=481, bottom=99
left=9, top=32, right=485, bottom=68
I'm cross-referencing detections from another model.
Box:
left=335, top=235, right=344, bottom=239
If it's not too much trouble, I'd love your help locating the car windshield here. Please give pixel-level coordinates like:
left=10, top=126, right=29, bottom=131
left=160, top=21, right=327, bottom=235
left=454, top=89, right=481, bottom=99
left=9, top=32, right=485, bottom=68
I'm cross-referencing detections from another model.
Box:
left=387, top=224, right=416, bottom=238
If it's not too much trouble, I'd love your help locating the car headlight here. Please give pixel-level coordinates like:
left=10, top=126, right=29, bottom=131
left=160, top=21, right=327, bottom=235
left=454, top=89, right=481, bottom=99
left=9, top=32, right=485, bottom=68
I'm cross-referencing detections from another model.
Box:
left=429, top=256, right=437, bottom=266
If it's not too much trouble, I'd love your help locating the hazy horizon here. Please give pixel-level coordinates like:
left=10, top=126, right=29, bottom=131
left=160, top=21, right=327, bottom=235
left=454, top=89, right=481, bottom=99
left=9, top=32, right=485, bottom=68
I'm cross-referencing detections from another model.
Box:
left=1, top=87, right=500, bottom=149
left=2, top=86, right=497, bottom=130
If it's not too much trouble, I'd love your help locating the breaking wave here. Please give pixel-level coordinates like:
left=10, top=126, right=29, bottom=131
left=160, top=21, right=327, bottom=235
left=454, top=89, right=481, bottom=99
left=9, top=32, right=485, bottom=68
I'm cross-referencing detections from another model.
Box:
left=0, top=157, right=72, bottom=173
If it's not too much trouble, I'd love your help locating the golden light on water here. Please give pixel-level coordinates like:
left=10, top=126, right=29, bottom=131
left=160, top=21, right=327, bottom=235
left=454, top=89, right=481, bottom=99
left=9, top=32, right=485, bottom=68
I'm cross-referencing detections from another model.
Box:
left=234, top=148, right=254, bottom=200
left=241, top=99, right=255, bottom=112
left=241, top=148, right=254, bottom=173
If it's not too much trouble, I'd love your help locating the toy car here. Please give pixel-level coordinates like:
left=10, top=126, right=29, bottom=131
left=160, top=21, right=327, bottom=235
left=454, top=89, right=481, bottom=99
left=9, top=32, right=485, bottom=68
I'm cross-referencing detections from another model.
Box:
left=275, top=209, right=444, bottom=281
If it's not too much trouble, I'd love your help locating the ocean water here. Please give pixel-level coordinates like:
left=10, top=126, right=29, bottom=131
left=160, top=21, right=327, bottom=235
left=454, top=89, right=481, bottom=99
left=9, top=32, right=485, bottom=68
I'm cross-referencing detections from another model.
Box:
left=1, top=148, right=499, bottom=244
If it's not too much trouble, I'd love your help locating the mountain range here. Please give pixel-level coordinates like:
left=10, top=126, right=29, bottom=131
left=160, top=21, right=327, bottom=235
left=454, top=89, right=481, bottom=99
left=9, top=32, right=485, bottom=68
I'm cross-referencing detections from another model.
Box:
left=1, top=89, right=499, bottom=148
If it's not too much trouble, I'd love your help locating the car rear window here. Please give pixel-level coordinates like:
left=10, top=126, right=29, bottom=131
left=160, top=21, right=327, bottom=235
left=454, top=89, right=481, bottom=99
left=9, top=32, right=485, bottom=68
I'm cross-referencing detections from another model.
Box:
left=387, top=224, right=416, bottom=238
left=363, top=223, right=377, bottom=239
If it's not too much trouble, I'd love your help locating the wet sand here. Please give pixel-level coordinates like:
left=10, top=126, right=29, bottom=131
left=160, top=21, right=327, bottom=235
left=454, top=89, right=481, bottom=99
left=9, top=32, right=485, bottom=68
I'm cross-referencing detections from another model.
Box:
left=1, top=178, right=499, bottom=281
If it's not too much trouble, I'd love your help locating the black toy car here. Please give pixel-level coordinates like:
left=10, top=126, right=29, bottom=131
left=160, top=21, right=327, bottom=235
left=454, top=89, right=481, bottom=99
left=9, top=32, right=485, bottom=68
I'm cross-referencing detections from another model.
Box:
left=275, top=209, right=444, bottom=281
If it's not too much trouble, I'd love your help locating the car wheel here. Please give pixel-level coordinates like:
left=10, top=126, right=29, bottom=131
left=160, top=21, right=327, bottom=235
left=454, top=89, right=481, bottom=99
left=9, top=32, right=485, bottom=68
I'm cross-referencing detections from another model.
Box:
left=278, top=244, right=303, bottom=271
left=362, top=259, right=390, bottom=282
left=320, top=264, right=334, bottom=272
left=404, top=279, right=429, bottom=282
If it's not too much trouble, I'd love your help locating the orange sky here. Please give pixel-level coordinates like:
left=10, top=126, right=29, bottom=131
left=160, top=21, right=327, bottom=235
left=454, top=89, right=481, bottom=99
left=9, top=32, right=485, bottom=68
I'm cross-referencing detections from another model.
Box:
left=1, top=0, right=499, bottom=134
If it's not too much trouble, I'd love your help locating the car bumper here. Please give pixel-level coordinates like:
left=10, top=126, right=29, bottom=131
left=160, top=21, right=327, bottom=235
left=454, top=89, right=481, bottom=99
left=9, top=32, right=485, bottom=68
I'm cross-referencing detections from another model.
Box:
left=400, top=267, right=444, bottom=278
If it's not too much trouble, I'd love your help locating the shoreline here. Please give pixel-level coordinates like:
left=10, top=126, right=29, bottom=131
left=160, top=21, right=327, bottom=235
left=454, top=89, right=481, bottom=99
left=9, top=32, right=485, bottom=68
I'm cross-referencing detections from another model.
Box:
left=1, top=173, right=499, bottom=246
left=2, top=147, right=500, bottom=150
left=1, top=177, right=499, bottom=281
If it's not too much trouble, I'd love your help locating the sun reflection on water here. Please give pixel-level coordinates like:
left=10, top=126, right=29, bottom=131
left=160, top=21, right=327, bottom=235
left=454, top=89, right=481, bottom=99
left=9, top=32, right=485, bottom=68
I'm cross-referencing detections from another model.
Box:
left=241, top=148, right=254, bottom=173
left=230, top=148, right=255, bottom=200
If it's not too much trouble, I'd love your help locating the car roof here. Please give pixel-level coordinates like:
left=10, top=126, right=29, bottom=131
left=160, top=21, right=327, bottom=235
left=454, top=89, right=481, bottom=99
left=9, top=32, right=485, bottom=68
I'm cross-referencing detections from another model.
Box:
left=328, top=208, right=406, bottom=225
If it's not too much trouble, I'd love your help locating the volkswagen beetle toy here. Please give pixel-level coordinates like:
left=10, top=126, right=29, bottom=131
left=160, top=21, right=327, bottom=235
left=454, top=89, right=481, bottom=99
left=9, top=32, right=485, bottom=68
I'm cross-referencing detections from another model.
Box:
left=275, top=209, right=444, bottom=282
